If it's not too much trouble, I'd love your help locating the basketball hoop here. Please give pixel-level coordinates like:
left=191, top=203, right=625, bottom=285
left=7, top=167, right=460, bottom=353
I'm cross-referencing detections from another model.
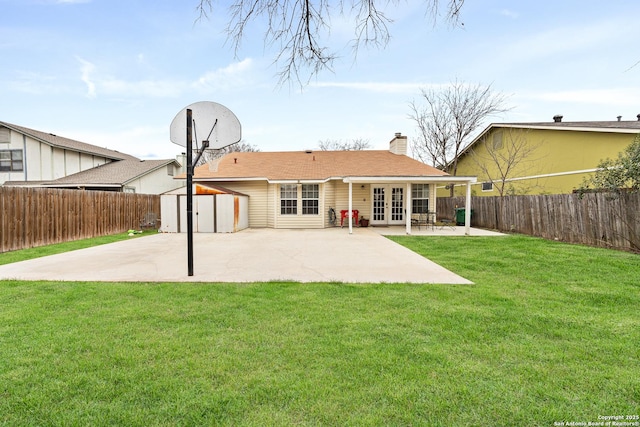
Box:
left=170, top=101, right=242, bottom=276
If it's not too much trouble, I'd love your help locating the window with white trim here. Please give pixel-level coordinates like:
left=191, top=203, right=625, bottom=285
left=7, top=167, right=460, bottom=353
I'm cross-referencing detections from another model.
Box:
left=301, top=184, right=319, bottom=215
left=0, top=149, right=23, bottom=172
left=280, top=184, right=297, bottom=215
left=492, top=131, right=503, bottom=150
left=411, top=184, right=429, bottom=214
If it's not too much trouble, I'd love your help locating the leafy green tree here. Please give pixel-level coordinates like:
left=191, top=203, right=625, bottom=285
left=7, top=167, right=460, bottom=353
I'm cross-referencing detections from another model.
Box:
left=579, top=133, right=640, bottom=252
left=582, top=133, right=640, bottom=192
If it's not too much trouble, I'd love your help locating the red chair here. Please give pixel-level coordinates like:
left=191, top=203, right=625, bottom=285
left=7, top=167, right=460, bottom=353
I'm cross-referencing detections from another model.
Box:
left=340, top=210, right=359, bottom=227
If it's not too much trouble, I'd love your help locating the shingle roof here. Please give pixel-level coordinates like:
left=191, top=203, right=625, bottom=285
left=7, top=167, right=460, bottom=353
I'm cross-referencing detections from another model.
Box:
left=0, top=121, right=138, bottom=161
left=49, top=159, right=178, bottom=187
left=454, top=119, right=640, bottom=166
left=497, top=120, right=640, bottom=132
left=193, top=150, right=448, bottom=181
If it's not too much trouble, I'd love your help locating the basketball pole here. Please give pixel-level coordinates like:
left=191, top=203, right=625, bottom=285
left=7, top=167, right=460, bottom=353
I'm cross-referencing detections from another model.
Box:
left=171, top=102, right=240, bottom=277
left=186, top=109, right=194, bottom=276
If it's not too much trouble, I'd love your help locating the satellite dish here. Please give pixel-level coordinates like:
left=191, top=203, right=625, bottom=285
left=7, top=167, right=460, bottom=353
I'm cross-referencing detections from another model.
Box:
left=170, top=101, right=241, bottom=150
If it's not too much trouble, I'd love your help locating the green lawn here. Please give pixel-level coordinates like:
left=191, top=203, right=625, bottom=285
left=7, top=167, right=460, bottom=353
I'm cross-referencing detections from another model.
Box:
left=0, top=231, right=152, bottom=266
left=0, top=234, right=638, bottom=426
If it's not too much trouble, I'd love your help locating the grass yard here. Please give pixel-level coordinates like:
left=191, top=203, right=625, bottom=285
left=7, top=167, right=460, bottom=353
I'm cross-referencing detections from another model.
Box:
left=0, top=231, right=152, bottom=266
left=0, top=234, right=638, bottom=426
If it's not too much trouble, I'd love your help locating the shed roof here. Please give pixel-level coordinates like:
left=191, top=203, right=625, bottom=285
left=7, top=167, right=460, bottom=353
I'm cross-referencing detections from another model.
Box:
left=193, top=150, right=449, bottom=181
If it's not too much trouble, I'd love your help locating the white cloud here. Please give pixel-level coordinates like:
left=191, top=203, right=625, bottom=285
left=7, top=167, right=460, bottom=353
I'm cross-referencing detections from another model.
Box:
left=64, top=58, right=259, bottom=99
left=499, top=9, right=519, bottom=19
left=193, top=58, right=255, bottom=91
left=100, top=78, right=185, bottom=98
left=76, top=56, right=96, bottom=98
left=72, top=58, right=258, bottom=98
left=7, top=71, right=62, bottom=95
left=60, top=125, right=178, bottom=159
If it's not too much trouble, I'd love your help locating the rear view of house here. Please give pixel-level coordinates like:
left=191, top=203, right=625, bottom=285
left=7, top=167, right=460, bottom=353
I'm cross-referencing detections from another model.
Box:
left=191, top=133, right=476, bottom=232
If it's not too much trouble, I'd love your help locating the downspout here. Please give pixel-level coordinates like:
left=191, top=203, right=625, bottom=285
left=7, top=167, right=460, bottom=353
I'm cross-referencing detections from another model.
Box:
left=348, top=179, right=353, bottom=234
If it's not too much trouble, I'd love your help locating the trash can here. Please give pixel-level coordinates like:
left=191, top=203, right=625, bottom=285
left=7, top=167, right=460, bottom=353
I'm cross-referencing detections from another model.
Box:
left=455, top=208, right=473, bottom=226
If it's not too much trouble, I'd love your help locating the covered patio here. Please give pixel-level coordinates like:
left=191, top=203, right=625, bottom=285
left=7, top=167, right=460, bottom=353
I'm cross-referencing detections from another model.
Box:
left=342, top=175, right=477, bottom=235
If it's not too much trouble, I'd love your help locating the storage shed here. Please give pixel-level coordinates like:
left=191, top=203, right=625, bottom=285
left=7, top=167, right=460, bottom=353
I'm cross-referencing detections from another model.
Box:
left=160, top=184, right=249, bottom=233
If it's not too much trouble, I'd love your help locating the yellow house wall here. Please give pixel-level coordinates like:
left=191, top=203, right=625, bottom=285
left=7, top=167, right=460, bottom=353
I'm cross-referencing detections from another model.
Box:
left=441, top=128, right=637, bottom=196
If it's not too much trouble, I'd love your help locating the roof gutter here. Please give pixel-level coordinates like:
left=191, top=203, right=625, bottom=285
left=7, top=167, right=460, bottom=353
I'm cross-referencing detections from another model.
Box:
left=343, top=176, right=477, bottom=184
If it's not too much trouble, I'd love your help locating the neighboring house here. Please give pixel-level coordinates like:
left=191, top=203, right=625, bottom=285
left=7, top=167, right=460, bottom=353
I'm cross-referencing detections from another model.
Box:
left=1, top=120, right=183, bottom=194
left=444, top=116, right=640, bottom=197
left=190, top=133, right=477, bottom=233
left=31, top=158, right=183, bottom=193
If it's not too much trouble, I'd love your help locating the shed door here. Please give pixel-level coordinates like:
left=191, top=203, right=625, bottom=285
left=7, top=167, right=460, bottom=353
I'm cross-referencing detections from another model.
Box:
left=178, top=195, right=215, bottom=233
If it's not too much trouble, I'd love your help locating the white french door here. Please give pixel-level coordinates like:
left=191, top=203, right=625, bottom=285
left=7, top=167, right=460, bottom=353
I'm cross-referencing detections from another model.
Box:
left=371, top=185, right=404, bottom=225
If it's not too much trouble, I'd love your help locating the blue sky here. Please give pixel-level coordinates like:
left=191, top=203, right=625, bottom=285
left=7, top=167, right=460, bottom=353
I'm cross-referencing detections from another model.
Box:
left=2, top=0, right=639, bottom=160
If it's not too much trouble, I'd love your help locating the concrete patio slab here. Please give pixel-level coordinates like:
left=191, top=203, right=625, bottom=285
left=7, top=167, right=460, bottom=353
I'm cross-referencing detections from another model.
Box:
left=0, top=227, right=504, bottom=284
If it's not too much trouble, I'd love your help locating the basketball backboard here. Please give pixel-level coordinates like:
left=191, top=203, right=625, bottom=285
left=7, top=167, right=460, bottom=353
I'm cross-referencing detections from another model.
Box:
left=170, top=101, right=241, bottom=149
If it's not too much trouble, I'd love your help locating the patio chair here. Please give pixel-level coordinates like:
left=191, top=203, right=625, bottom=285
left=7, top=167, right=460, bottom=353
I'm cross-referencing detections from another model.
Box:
left=411, top=212, right=434, bottom=231
left=437, top=217, right=456, bottom=230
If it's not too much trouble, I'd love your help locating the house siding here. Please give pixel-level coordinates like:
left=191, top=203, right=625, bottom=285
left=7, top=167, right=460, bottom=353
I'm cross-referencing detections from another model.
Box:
left=211, top=180, right=270, bottom=228
left=324, top=180, right=337, bottom=227
left=447, top=127, right=637, bottom=196
left=273, top=183, right=325, bottom=229
left=1, top=129, right=112, bottom=184
left=334, top=182, right=371, bottom=222
left=126, top=166, right=184, bottom=194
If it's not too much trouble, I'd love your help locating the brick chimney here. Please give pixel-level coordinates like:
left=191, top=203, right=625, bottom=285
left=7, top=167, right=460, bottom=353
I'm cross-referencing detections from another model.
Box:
left=389, top=132, right=407, bottom=155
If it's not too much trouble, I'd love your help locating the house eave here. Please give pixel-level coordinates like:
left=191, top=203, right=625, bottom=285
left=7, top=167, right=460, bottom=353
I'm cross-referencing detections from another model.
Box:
left=192, top=175, right=476, bottom=184
left=122, top=159, right=181, bottom=185
left=343, top=176, right=477, bottom=184
left=493, top=123, right=640, bottom=134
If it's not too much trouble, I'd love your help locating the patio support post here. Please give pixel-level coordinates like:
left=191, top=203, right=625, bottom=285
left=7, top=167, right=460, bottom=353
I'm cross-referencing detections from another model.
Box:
left=348, top=180, right=353, bottom=234
left=406, top=182, right=412, bottom=235
left=465, top=181, right=472, bottom=236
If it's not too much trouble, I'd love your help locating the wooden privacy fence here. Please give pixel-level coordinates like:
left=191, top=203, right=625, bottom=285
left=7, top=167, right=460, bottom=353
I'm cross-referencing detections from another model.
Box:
left=437, top=193, right=640, bottom=252
left=1, top=187, right=160, bottom=253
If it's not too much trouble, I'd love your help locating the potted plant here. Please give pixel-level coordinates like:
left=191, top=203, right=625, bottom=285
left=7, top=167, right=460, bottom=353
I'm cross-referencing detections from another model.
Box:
left=359, top=217, right=369, bottom=227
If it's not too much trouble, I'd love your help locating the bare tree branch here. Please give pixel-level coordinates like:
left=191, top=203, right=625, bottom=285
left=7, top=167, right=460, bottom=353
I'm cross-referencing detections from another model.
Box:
left=196, top=140, right=260, bottom=166
left=408, top=81, right=509, bottom=186
left=469, top=129, right=544, bottom=196
left=196, top=1, right=465, bottom=85
left=318, top=137, right=371, bottom=150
